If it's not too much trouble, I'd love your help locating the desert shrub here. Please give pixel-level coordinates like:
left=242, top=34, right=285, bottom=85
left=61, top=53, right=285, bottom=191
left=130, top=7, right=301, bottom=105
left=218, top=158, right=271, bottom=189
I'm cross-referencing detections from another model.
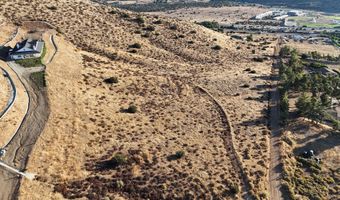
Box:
left=47, top=5, right=57, bottom=10
left=129, top=49, right=137, bottom=54
left=112, top=154, right=127, bottom=166
left=229, top=183, right=240, bottom=195
left=144, top=25, right=155, bottom=31
left=175, top=151, right=185, bottom=159
left=54, top=184, right=67, bottom=194
left=134, top=30, right=142, bottom=34
left=198, top=21, right=219, bottom=30
left=282, top=181, right=296, bottom=200
left=169, top=24, right=178, bottom=30
left=252, top=49, right=256, bottom=54
left=247, top=34, right=253, bottom=42
left=153, top=20, right=162, bottom=24
left=116, top=180, right=124, bottom=189
left=120, top=12, right=130, bottom=18
left=108, top=10, right=117, bottom=14
left=187, top=41, right=194, bottom=44
left=282, top=135, right=294, bottom=146
left=126, top=105, right=137, bottom=113
left=142, top=33, right=150, bottom=38
left=104, top=77, right=118, bottom=84
left=244, top=148, right=251, bottom=159
left=212, top=45, right=222, bottom=50
left=129, top=43, right=142, bottom=49
left=135, top=16, right=145, bottom=24
left=241, top=83, right=250, bottom=88
left=236, top=46, right=241, bottom=50
left=189, top=30, right=197, bottom=34
left=253, top=57, right=264, bottom=62
left=258, top=192, right=267, bottom=199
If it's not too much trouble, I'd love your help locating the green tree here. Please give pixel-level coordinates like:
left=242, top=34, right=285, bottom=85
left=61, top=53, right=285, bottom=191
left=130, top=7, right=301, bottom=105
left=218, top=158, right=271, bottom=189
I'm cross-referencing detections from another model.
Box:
left=279, top=46, right=291, bottom=57
left=280, top=91, right=289, bottom=122
left=320, top=93, right=331, bottom=108
left=296, top=93, right=311, bottom=117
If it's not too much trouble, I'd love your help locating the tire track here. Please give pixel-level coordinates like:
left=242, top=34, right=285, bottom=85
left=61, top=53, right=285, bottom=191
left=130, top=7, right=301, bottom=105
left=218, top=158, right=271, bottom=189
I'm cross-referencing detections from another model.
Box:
left=196, top=85, right=253, bottom=200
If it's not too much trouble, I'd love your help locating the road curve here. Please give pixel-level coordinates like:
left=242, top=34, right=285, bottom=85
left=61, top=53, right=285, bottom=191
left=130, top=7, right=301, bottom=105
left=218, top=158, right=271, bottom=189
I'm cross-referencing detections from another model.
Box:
left=0, top=67, right=17, bottom=120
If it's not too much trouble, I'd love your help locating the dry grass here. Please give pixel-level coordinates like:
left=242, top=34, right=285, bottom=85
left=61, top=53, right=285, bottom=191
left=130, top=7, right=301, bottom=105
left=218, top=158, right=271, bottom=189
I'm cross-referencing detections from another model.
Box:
left=0, top=60, right=29, bottom=148
left=0, top=22, right=16, bottom=45
left=0, top=0, right=275, bottom=199
left=146, top=6, right=269, bottom=24
left=0, top=67, right=10, bottom=114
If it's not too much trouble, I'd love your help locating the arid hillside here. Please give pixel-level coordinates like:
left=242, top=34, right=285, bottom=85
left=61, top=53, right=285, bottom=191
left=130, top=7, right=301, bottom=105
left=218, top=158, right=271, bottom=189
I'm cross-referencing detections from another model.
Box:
left=0, top=0, right=275, bottom=199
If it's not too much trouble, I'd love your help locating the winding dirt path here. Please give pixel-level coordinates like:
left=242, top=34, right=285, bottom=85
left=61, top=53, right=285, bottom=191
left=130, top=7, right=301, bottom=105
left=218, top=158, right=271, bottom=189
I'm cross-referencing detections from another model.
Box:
left=0, top=62, right=50, bottom=200
left=196, top=85, right=253, bottom=200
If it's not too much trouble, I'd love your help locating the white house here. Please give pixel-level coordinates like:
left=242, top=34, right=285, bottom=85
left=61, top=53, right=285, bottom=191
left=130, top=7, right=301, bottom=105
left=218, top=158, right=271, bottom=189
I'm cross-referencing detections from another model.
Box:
left=9, top=39, right=44, bottom=60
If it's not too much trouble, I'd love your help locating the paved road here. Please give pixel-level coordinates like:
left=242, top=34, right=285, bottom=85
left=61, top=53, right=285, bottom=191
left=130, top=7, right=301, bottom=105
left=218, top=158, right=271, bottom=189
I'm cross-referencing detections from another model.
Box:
left=0, top=67, right=16, bottom=119
left=0, top=62, right=49, bottom=200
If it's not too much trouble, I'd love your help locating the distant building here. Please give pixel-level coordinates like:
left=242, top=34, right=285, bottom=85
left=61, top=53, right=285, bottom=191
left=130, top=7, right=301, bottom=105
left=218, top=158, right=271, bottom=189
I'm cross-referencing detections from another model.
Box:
left=9, top=39, right=44, bottom=60
left=274, top=15, right=289, bottom=20
left=288, top=10, right=304, bottom=16
left=254, top=11, right=273, bottom=20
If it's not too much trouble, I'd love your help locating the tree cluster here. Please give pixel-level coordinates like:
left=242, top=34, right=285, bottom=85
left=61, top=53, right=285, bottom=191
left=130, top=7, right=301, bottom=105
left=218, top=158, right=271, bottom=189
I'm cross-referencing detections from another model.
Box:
left=278, top=46, right=340, bottom=126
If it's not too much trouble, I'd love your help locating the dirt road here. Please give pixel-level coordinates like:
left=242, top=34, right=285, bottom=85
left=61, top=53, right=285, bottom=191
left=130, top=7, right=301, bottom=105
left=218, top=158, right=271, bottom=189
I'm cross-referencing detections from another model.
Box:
left=0, top=62, right=49, bottom=200
left=269, top=40, right=284, bottom=200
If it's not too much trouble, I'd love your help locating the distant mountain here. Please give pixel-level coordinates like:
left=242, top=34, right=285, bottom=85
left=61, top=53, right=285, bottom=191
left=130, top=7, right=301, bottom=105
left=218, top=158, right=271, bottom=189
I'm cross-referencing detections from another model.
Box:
left=230, top=0, right=340, bottom=13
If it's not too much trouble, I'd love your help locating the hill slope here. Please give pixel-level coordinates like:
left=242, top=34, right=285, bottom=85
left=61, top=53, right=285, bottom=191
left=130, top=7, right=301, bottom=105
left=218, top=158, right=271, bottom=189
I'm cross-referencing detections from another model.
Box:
left=0, top=0, right=275, bottom=199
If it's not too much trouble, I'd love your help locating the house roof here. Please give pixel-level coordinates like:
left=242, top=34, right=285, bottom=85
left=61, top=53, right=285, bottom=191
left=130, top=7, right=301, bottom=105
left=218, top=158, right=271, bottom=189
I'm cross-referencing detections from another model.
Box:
left=11, top=39, right=44, bottom=55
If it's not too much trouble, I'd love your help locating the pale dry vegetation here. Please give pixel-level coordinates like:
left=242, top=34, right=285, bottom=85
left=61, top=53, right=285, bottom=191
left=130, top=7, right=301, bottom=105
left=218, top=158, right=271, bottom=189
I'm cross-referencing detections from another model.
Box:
left=0, top=0, right=274, bottom=199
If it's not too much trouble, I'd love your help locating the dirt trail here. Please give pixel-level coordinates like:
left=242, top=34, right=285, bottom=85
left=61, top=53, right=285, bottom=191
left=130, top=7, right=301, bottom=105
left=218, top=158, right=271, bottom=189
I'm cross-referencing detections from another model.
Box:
left=269, top=40, right=284, bottom=200
left=0, top=63, right=49, bottom=200
left=196, top=85, right=253, bottom=200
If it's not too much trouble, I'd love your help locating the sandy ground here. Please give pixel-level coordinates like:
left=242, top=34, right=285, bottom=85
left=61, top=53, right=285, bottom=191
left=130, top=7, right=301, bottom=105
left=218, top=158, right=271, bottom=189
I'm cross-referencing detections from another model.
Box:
left=0, top=60, right=29, bottom=148
left=146, top=6, right=269, bottom=24
left=0, top=22, right=16, bottom=45
left=0, top=67, right=10, bottom=114
left=0, top=0, right=275, bottom=199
